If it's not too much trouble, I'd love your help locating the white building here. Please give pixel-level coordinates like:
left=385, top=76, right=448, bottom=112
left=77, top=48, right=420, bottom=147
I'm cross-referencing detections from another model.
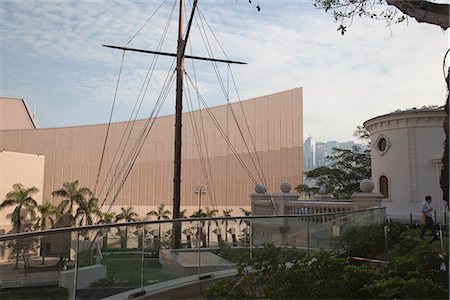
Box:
left=364, top=108, right=446, bottom=221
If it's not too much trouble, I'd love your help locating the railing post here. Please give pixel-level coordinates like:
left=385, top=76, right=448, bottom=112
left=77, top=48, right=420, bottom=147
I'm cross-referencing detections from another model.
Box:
left=384, top=225, right=389, bottom=260
left=72, top=230, right=80, bottom=300
left=140, top=225, right=145, bottom=291
left=197, top=219, right=201, bottom=278
left=249, top=219, right=253, bottom=259
left=307, top=217, right=310, bottom=256
left=322, top=214, right=325, bottom=249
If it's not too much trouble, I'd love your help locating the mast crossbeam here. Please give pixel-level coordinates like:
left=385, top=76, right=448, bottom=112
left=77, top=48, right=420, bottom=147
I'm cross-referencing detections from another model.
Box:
left=102, top=44, right=247, bottom=65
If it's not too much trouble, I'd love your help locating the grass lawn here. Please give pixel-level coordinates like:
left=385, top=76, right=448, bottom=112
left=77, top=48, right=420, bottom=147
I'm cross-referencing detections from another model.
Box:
left=94, top=253, right=173, bottom=286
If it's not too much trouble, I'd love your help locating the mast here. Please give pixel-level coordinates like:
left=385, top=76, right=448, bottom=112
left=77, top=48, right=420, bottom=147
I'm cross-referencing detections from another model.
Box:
left=173, top=0, right=198, bottom=248
left=102, top=0, right=244, bottom=249
left=172, top=0, right=185, bottom=249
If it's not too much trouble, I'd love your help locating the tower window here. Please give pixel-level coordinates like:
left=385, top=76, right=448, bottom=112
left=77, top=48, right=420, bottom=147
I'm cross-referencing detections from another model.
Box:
left=380, top=176, right=389, bottom=198
left=377, top=138, right=387, bottom=152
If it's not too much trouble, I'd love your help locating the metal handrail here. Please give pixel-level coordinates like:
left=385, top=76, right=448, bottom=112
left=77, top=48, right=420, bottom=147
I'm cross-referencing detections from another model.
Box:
left=0, top=207, right=385, bottom=241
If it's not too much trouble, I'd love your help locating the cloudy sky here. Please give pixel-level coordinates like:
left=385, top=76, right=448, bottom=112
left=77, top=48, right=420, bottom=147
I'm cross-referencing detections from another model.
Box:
left=0, top=0, right=448, bottom=143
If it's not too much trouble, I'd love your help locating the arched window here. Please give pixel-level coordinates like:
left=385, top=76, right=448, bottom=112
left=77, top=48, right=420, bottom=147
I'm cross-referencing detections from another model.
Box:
left=380, top=176, right=389, bottom=198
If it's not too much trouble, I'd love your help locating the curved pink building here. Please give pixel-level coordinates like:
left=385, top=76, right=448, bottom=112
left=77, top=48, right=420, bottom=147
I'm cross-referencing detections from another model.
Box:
left=0, top=89, right=303, bottom=219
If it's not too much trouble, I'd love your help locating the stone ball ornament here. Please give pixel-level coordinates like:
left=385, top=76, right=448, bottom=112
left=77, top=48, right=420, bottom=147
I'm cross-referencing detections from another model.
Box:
left=360, top=179, right=375, bottom=193
left=255, top=183, right=267, bottom=194
left=280, top=181, right=292, bottom=193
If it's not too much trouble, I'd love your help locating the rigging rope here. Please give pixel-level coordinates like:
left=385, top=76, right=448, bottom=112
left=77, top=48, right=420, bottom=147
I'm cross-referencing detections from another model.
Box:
left=194, top=6, right=276, bottom=212
left=194, top=5, right=277, bottom=213
left=185, top=72, right=259, bottom=186
left=93, top=50, right=126, bottom=197
left=184, top=12, right=218, bottom=210
left=184, top=81, right=218, bottom=210
left=125, top=0, right=169, bottom=47
left=102, top=60, right=176, bottom=206
left=105, top=69, right=177, bottom=214
left=97, top=0, right=178, bottom=213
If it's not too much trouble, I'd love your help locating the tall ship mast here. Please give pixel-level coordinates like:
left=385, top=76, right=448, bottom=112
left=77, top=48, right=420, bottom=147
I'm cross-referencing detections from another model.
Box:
left=103, top=0, right=245, bottom=247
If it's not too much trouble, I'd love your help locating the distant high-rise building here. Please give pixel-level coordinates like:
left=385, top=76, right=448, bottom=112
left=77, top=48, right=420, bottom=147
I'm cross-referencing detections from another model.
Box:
left=315, top=142, right=327, bottom=167
left=304, top=137, right=316, bottom=171
left=304, top=138, right=365, bottom=171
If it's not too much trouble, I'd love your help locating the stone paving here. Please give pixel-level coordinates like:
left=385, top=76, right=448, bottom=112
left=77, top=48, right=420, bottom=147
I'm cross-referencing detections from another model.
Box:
left=0, top=257, right=67, bottom=288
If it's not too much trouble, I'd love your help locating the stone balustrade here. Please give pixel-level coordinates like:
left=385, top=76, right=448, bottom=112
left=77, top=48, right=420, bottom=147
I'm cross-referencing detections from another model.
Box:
left=250, top=180, right=383, bottom=217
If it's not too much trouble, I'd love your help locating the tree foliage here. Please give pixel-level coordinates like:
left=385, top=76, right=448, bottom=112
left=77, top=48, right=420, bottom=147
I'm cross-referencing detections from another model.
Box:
left=313, top=0, right=449, bottom=34
left=75, top=194, right=100, bottom=226
left=34, top=201, right=57, bottom=231
left=249, top=1, right=449, bottom=33
left=147, top=204, right=171, bottom=221
left=353, top=125, right=370, bottom=145
left=208, top=225, right=449, bottom=299
left=52, top=180, right=91, bottom=222
left=304, top=146, right=371, bottom=198
left=0, top=183, right=39, bottom=233
left=295, top=184, right=319, bottom=197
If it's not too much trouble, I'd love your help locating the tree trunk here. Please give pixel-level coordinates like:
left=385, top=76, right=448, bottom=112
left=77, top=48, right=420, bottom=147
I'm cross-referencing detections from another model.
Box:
left=122, top=228, right=128, bottom=249
left=225, top=222, right=228, bottom=243
left=386, top=0, right=449, bottom=30
left=441, top=69, right=449, bottom=208
left=41, top=242, right=46, bottom=264
left=15, top=252, right=19, bottom=269
left=103, top=232, right=108, bottom=249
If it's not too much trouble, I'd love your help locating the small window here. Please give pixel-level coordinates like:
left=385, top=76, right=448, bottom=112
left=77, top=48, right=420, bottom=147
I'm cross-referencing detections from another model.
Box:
left=380, top=176, right=389, bottom=198
left=375, top=135, right=390, bottom=156
left=377, top=138, right=387, bottom=152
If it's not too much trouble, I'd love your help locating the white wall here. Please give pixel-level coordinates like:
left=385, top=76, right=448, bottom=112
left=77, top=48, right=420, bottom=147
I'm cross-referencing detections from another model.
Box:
left=0, top=151, right=45, bottom=232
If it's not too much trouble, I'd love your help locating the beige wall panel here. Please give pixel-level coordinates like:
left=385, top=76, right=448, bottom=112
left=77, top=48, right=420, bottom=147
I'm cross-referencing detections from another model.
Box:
left=0, top=89, right=303, bottom=216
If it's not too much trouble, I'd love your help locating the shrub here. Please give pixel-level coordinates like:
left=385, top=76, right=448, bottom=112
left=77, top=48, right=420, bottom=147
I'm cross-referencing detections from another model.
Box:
left=339, top=224, right=385, bottom=257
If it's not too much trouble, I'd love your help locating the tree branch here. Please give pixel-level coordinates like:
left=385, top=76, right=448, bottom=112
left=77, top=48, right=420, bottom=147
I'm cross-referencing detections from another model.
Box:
left=386, top=0, right=449, bottom=30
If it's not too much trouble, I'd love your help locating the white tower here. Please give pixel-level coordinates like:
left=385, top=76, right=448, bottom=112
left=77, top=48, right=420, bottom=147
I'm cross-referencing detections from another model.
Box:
left=364, top=108, right=446, bottom=221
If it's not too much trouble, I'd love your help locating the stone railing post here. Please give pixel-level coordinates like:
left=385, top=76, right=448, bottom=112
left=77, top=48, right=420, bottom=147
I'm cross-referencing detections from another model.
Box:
left=251, top=184, right=272, bottom=215
left=352, top=179, right=384, bottom=210
left=272, top=182, right=299, bottom=215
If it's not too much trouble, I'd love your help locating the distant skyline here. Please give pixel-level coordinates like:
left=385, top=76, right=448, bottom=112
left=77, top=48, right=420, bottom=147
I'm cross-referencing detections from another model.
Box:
left=0, top=1, right=448, bottom=142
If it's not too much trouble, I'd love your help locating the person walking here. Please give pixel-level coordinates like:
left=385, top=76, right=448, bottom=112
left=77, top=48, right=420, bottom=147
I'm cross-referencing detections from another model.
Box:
left=419, top=195, right=436, bottom=240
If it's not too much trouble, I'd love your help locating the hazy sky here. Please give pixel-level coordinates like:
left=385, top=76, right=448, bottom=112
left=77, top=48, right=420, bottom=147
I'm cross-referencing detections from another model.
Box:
left=1, top=0, right=448, bottom=143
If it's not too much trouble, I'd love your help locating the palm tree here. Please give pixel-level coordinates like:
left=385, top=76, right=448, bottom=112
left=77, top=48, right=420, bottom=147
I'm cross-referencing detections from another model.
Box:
left=239, top=207, right=251, bottom=225
left=204, top=207, right=218, bottom=247
left=35, top=202, right=57, bottom=231
left=75, top=195, right=100, bottom=226
left=52, top=180, right=91, bottom=224
left=98, top=211, right=115, bottom=249
left=190, top=209, right=207, bottom=218
left=0, top=183, right=39, bottom=269
left=34, top=201, right=57, bottom=264
left=147, top=204, right=171, bottom=239
left=190, top=209, right=207, bottom=247
left=115, top=207, right=139, bottom=249
left=222, top=209, right=233, bottom=243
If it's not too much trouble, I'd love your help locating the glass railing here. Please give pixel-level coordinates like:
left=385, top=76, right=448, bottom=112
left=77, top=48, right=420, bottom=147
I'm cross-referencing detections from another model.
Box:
left=0, top=207, right=385, bottom=299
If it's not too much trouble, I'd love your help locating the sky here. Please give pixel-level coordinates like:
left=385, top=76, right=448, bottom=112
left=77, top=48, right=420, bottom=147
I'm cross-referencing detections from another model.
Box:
left=0, top=0, right=448, bottom=143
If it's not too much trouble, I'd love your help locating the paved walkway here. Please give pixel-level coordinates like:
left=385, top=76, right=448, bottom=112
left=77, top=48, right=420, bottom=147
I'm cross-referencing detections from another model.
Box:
left=0, top=257, right=69, bottom=288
